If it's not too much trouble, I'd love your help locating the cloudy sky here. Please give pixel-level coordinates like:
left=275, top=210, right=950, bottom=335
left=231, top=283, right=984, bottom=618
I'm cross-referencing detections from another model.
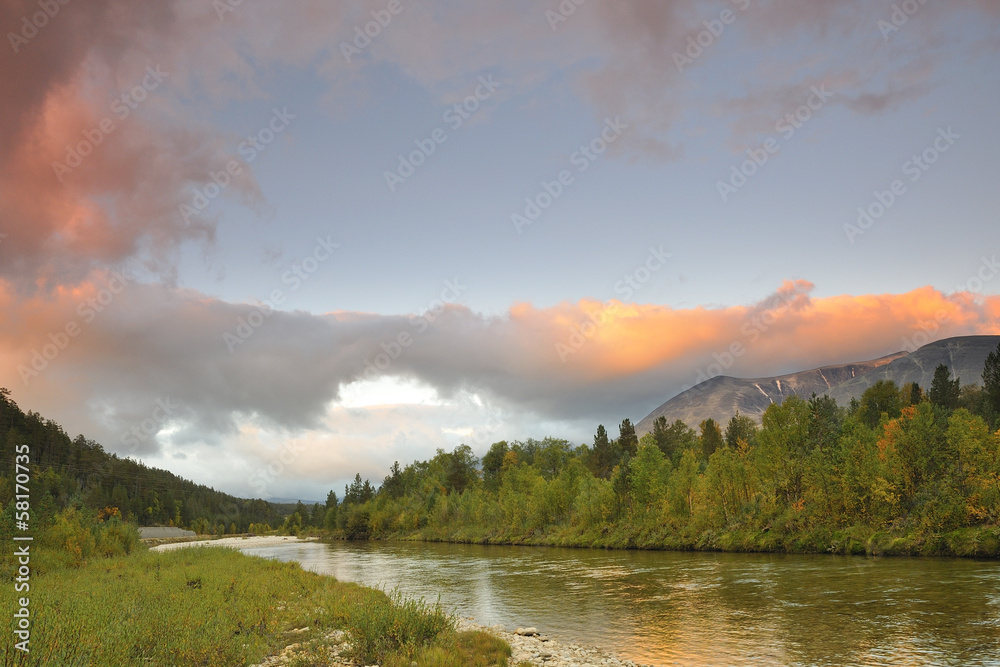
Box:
left=2, top=0, right=999, bottom=501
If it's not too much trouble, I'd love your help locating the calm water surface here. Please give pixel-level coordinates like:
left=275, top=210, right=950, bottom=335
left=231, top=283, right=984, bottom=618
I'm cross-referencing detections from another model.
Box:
left=240, top=540, right=1000, bottom=666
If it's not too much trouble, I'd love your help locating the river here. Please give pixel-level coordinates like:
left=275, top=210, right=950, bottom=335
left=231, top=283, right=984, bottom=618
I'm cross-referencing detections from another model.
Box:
left=238, top=540, right=1000, bottom=666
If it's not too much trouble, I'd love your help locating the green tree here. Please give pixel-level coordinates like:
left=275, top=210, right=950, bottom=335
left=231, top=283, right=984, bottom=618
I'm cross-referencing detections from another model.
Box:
left=901, top=382, right=923, bottom=406
left=754, top=396, right=811, bottom=507
left=807, top=393, right=844, bottom=451
left=699, top=418, right=723, bottom=459
left=856, top=380, right=902, bottom=429
left=946, top=408, right=1000, bottom=525
left=983, top=341, right=1000, bottom=424
left=651, top=416, right=670, bottom=451
left=344, top=474, right=375, bottom=504
left=590, top=424, right=620, bottom=479
left=652, top=418, right=699, bottom=462
left=324, top=491, right=339, bottom=530
left=618, top=419, right=638, bottom=457
left=891, top=400, right=945, bottom=506
left=445, top=444, right=479, bottom=494
left=610, top=455, right=632, bottom=518
left=381, top=461, right=405, bottom=499
left=534, top=438, right=572, bottom=480
left=929, top=364, right=960, bottom=411
left=629, top=443, right=668, bottom=511
left=724, top=412, right=758, bottom=449
left=309, top=502, right=325, bottom=527
left=481, top=441, right=509, bottom=490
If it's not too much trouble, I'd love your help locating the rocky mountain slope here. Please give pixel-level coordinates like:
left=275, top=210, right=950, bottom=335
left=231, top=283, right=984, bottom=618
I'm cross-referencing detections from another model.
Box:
left=636, top=335, right=1000, bottom=434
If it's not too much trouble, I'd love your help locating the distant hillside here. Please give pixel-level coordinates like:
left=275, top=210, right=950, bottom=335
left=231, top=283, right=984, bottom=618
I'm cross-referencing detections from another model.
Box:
left=0, top=389, right=287, bottom=532
left=637, top=335, right=1000, bottom=433
left=825, top=336, right=999, bottom=407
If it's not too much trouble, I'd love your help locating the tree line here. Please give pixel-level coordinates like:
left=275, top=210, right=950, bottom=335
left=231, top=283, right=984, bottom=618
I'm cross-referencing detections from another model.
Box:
left=0, top=388, right=286, bottom=542
left=317, top=347, right=1000, bottom=556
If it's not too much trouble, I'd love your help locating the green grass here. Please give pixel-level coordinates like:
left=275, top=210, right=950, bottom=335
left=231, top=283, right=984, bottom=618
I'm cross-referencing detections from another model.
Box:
left=0, top=546, right=512, bottom=666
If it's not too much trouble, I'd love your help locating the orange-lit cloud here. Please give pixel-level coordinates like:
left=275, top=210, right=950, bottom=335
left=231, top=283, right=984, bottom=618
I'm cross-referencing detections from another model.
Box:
left=2, top=275, right=998, bottom=462
left=4, top=0, right=997, bottom=293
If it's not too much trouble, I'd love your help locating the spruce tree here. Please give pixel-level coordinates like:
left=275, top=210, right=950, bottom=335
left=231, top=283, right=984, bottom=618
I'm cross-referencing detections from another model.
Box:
left=983, top=341, right=1000, bottom=423
left=929, top=364, right=960, bottom=411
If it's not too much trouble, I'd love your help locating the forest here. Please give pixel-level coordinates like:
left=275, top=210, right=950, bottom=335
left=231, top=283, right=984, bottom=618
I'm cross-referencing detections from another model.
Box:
left=314, top=350, right=1000, bottom=557
left=3, top=344, right=1000, bottom=560
left=0, top=387, right=285, bottom=543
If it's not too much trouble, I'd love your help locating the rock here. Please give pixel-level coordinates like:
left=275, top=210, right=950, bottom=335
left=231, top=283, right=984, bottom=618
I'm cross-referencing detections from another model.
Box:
left=516, top=626, right=539, bottom=636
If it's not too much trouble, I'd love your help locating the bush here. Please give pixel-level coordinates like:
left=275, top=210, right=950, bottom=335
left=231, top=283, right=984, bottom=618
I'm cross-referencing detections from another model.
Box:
left=95, top=517, right=142, bottom=558
left=44, top=507, right=96, bottom=566
left=386, top=629, right=512, bottom=667
left=347, top=588, right=453, bottom=664
left=343, top=507, right=371, bottom=540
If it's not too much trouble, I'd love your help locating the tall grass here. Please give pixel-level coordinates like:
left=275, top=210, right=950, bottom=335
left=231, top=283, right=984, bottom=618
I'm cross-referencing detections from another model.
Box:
left=0, top=546, right=511, bottom=666
left=346, top=587, right=453, bottom=664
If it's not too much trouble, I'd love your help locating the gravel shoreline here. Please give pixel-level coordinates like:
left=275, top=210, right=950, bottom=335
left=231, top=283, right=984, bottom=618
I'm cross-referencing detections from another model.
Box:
left=456, top=618, right=651, bottom=667
left=253, top=619, right=649, bottom=667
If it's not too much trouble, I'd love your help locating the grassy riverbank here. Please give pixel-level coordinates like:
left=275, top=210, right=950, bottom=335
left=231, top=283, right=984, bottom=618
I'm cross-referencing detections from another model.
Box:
left=381, top=519, right=1000, bottom=557
left=317, top=394, right=1000, bottom=560
left=1, top=544, right=514, bottom=666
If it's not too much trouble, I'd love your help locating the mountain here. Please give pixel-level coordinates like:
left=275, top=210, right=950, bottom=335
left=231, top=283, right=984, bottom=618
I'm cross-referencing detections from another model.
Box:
left=824, top=335, right=999, bottom=407
left=636, top=335, right=1000, bottom=434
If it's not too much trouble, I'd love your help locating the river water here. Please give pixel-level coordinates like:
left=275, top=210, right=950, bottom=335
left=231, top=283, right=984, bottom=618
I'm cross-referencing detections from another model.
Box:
left=240, top=540, right=1000, bottom=666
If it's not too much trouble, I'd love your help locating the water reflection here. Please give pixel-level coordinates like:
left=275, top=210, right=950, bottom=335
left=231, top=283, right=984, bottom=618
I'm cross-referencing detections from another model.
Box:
left=240, top=541, right=1000, bottom=666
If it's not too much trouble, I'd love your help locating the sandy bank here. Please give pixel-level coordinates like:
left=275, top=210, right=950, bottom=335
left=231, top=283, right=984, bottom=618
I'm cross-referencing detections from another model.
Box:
left=149, top=535, right=317, bottom=552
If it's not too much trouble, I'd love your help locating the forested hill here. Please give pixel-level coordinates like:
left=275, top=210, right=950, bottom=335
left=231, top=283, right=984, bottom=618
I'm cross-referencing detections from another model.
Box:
left=329, top=349, right=1000, bottom=557
left=0, top=388, right=285, bottom=534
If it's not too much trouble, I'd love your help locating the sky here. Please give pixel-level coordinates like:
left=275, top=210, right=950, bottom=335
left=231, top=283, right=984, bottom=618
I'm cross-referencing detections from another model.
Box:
left=2, top=0, right=999, bottom=502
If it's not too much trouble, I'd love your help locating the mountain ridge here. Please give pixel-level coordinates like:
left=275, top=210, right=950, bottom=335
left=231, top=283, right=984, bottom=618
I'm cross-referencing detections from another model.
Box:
left=636, top=335, right=1000, bottom=434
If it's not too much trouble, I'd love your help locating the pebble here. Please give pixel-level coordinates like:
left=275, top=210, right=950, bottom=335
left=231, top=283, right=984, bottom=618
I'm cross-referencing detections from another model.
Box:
left=458, top=617, right=654, bottom=667
left=253, top=618, right=650, bottom=667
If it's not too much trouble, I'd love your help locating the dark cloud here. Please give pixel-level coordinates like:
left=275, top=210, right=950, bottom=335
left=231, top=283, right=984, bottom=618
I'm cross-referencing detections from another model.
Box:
left=3, top=277, right=998, bottom=457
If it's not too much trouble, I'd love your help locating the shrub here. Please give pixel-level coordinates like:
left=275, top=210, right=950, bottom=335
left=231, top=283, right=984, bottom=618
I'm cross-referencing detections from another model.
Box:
left=95, top=517, right=142, bottom=558
left=347, top=588, right=453, bottom=664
